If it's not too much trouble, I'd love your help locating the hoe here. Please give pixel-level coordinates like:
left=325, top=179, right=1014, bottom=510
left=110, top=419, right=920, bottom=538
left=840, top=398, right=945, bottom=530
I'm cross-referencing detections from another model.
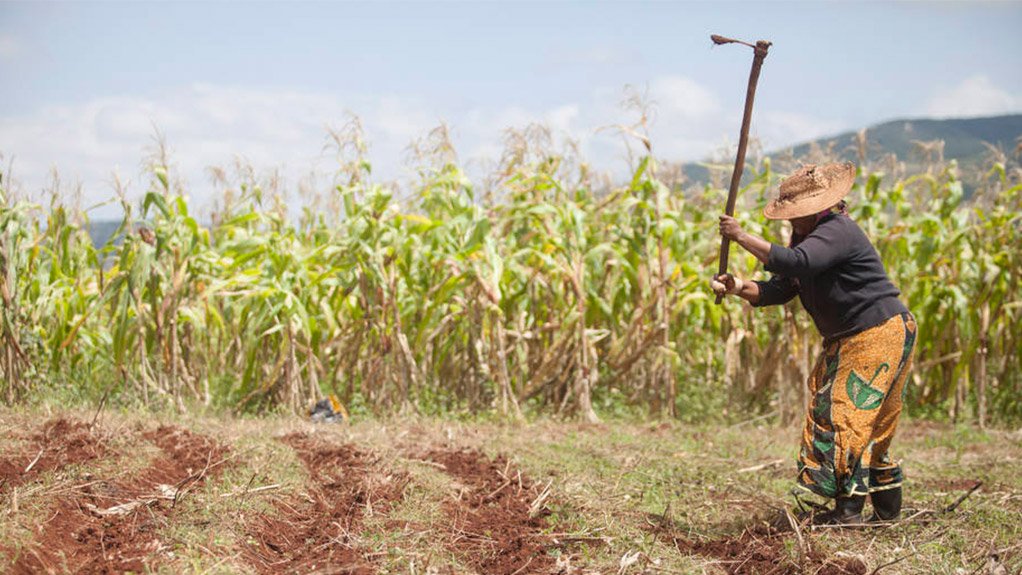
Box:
left=711, top=34, right=772, bottom=304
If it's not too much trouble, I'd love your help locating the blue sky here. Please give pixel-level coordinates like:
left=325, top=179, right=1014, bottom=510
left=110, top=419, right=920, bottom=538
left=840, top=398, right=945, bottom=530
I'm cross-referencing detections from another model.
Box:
left=1, top=1, right=1020, bottom=213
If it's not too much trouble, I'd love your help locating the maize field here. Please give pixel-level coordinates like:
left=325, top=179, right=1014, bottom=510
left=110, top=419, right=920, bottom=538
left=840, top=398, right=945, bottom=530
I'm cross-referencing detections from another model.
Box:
left=1, top=120, right=1020, bottom=425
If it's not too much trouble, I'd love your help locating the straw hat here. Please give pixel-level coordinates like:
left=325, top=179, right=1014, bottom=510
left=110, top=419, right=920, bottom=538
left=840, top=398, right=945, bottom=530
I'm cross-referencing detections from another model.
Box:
left=763, top=162, right=856, bottom=220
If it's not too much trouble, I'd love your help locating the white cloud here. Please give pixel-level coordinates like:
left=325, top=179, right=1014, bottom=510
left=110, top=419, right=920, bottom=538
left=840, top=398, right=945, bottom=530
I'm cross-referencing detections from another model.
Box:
left=546, top=104, right=580, bottom=134
left=0, top=76, right=848, bottom=216
left=755, top=111, right=846, bottom=151
left=0, top=85, right=432, bottom=214
left=650, top=75, right=721, bottom=121
left=926, top=75, right=1020, bottom=118
left=644, top=75, right=724, bottom=160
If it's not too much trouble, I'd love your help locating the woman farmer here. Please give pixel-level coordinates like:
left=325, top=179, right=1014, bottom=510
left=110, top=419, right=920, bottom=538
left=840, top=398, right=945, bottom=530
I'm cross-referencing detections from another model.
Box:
left=711, top=162, right=916, bottom=525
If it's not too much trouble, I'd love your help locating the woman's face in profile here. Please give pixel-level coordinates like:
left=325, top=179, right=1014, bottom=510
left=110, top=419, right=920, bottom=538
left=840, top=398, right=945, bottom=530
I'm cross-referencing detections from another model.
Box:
left=789, top=214, right=817, bottom=236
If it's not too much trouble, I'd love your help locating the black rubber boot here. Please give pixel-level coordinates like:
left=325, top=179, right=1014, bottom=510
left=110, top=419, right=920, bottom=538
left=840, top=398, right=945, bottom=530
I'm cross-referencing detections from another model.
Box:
left=813, top=495, right=866, bottom=525
left=868, top=487, right=902, bottom=522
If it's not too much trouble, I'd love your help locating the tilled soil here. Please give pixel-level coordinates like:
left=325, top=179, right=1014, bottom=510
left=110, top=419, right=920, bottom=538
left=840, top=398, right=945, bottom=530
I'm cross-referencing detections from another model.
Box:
left=6, top=423, right=229, bottom=574
left=423, top=448, right=556, bottom=575
left=242, top=432, right=408, bottom=574
left=1, top=417, right=918, bottom=574
left=0, top=418, right=108, bottom=491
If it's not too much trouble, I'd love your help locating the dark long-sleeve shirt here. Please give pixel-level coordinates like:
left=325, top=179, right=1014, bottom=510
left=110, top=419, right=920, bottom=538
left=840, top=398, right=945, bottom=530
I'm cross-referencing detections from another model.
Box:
left=752, top=212, right=908, bottom=344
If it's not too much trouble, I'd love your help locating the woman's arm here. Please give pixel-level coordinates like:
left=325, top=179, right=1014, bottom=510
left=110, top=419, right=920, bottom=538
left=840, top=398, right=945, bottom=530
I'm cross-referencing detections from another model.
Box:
left=719, top=215, right=771, bottom=265
left=714, top=215, right=802, bottom=306
left=711, top=273, right=800, bottom=307
left=763, top=224, right=849, bottom=278
left=710, top=273, right=762, bottom=304
left=721, top=214, right=852, bottom=279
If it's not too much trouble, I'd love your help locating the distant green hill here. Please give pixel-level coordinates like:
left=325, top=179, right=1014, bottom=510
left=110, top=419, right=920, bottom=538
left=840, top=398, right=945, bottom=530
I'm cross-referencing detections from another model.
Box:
left=683, top=114, right=1022, bottom=187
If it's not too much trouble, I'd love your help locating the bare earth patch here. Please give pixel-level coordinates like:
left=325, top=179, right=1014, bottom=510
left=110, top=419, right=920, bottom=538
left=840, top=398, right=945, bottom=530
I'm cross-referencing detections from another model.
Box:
left=8, top=424, right=229, bottom=574
left=242, top=432, right=407, bottom=574
left=423, top=447, right=557, bottom=575
left=0, top=418, right=108, bottom=491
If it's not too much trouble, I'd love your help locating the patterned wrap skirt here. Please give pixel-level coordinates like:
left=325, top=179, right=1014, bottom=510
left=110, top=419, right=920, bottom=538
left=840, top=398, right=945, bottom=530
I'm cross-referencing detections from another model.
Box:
left=797, top=312, right=917, bottom=499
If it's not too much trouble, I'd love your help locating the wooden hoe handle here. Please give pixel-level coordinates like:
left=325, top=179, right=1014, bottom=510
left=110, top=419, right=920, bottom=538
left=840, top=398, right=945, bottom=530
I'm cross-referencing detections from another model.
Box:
left=714, top=37, right=771, bottom=305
